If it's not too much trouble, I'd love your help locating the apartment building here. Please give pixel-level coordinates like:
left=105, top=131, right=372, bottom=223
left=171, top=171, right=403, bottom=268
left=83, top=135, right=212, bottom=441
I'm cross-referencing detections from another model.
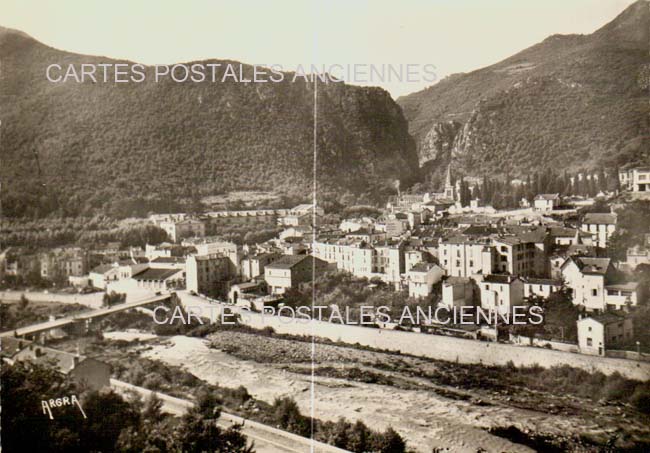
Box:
left=438, top=236, right=495, bottom=277
left=619, top=167, right=650, bottom=192
left=185, top=253, right=234, bottom=298
left=160, top=218, right=206, bottom=242
left=561, top=256, right=641, bottom=311
left=406, top=263, right=444, bottom=299
left=477, top=274, right=525, bottom=315
left=313, top=238, right=405, bottom=284
left=264, top=255, right=328, bottom=295
left=580, top=213, right=617, bottom=249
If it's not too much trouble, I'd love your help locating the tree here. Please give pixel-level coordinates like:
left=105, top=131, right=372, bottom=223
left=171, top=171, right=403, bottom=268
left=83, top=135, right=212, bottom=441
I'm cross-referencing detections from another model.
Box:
left=3, top=362, right=253, bottom=453
left=173, top=391, right=253, bottom=453
left=347, top=420, right=372, bottom=452
left=79, top=390, right=141, bottom=452
left=103, top=291, right=126, bottom=307
left=371, top=427, right=406, bottom=453
left=459, top=180, right=471, bottom=207
left=18, top=294, right=29, bottom=310
left=272, top=396, right=311, bottom=437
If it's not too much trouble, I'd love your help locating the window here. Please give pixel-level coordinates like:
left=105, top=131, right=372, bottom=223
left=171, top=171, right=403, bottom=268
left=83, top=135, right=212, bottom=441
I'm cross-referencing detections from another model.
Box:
left=592, top=289, right=598, bottom=297
left=469, top=260, right=474, bottom=267
left=587, top=338, right=593, bottom=346
left=485, top=284, right=490, bottom=290
left=588, top=326, right=592, bottom=332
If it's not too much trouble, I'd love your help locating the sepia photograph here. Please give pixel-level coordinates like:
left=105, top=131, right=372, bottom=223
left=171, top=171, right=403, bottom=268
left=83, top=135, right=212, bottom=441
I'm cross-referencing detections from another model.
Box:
left=1, top=0, right=649, bottom=451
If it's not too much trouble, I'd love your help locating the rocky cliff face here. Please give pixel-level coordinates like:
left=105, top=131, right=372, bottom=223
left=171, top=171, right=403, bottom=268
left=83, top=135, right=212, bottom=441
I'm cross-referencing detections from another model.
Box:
left=0, top=27, right=419, bottom=217
left=419, top=121, right=462, bottom=167
left=399, top=0, right=650, bottom=180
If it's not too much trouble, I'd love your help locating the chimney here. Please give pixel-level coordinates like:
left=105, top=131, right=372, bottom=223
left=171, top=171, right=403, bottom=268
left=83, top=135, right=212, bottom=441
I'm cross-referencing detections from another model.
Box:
left=73, top=356, right=79, bottom=367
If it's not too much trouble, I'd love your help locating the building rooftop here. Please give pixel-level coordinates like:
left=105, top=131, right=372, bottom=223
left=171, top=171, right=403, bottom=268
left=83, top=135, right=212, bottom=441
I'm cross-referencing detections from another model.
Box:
left=409, top=263, right=439, bottom=273
left=266, top=255, right=312, bottom=269
left=444, top=276, right=472, bottom=285
left=535, top=194, right=560, bottom=200
left=605, top=282, right=639, bottom=291
left=483, top=274, right=520, bottom=284
left=581, top=312, right=628, bottom=326
left=524, top=277, right=562, bottom=286
left=0, top=337, right=33, bottom=358
left=132, top=268, right=182, bottom=281
left=548, top=226, right=579, bottom=238
left=582, top=213, right=617, bottom=225
left=462, top=225, right=497, bottom=236
left=151, top=256, right=184, bottom=263
left=573, top=257, right=611, bottom=275
left=16, top=345, right=89, bottom=375
left=90, top=264, right=115, bottom=274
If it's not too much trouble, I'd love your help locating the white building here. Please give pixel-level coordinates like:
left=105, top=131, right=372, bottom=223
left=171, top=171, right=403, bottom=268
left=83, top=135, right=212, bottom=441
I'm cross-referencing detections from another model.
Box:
left=89, top=264, right=120, bottom=289
left=160, top=218, right=206, bottom=242
left=561, top=256, right=641, bottom=311
left=264, top=255, right=328, bottom=295
left=313, top=238, right=405, bottom=284
left=619, top=167, right=650, bottom=192
left=131, top=267, right=185, bottom=292
left=534, top=194, right=560, bottom=211
left=580, top=213, right=616, bottom=249
left=438, top=236, right=494, bottom=278
left=441, top=277, right=475, bottom=309
left=407, top=263, right=444, bottom=299
left=577, top=313, right=633, bottom=356
left=477, top=274, right=524, bottom=315
left=523, top=278, right=562, bottom=299
left=240, top=252, right=281, bottom=280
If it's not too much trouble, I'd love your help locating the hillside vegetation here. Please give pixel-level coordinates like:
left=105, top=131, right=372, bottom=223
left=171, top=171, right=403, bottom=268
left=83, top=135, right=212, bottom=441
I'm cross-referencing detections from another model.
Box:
left=0, top=27, right=418, bottom=218
left=398, top=0, right=650, bottom=182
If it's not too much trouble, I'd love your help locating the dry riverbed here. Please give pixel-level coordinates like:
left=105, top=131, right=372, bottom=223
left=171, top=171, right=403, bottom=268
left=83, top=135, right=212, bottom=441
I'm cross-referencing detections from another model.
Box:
left=135, top=331, right=649, bottom=452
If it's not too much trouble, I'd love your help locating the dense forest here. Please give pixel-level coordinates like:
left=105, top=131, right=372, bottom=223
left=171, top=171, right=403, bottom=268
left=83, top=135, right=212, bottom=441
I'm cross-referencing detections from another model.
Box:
left=0, top=26, right=418, bottom=220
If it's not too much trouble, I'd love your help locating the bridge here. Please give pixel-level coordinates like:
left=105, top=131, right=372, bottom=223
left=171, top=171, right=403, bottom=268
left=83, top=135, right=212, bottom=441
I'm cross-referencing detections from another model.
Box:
left=0, top=293, right=172, bottom=340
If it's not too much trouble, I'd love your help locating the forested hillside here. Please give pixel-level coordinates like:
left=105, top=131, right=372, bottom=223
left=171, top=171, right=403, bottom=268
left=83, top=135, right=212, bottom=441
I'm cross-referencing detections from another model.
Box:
left=398, top=0, right=650, bottom=184
left=0, top=27, right=419, bottom=218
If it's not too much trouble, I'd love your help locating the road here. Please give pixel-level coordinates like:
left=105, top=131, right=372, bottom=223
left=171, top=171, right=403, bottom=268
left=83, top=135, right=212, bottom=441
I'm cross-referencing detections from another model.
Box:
left=111, top=379, right=349, bottom=453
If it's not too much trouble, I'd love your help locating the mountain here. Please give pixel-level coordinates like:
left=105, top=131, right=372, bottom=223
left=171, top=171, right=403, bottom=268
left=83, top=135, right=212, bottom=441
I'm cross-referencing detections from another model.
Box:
left=0, top=27, right=419, bottom=218
left=398, top=0, right=650, bottom=183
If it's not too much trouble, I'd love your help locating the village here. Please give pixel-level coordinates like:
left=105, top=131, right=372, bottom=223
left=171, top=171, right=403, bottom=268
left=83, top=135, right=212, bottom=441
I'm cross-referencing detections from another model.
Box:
left=2, top=165, right=650, bottom=452
left=2, top=166, right=650, bottom=361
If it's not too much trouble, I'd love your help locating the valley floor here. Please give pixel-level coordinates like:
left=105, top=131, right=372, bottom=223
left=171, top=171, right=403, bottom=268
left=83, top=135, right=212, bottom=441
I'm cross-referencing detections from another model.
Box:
left=137, top=332, right=649, bottom=452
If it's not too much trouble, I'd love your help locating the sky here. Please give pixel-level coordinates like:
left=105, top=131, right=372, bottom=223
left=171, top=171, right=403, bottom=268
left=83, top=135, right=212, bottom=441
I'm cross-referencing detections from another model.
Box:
left=1, top=0, right=637, bottom=97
